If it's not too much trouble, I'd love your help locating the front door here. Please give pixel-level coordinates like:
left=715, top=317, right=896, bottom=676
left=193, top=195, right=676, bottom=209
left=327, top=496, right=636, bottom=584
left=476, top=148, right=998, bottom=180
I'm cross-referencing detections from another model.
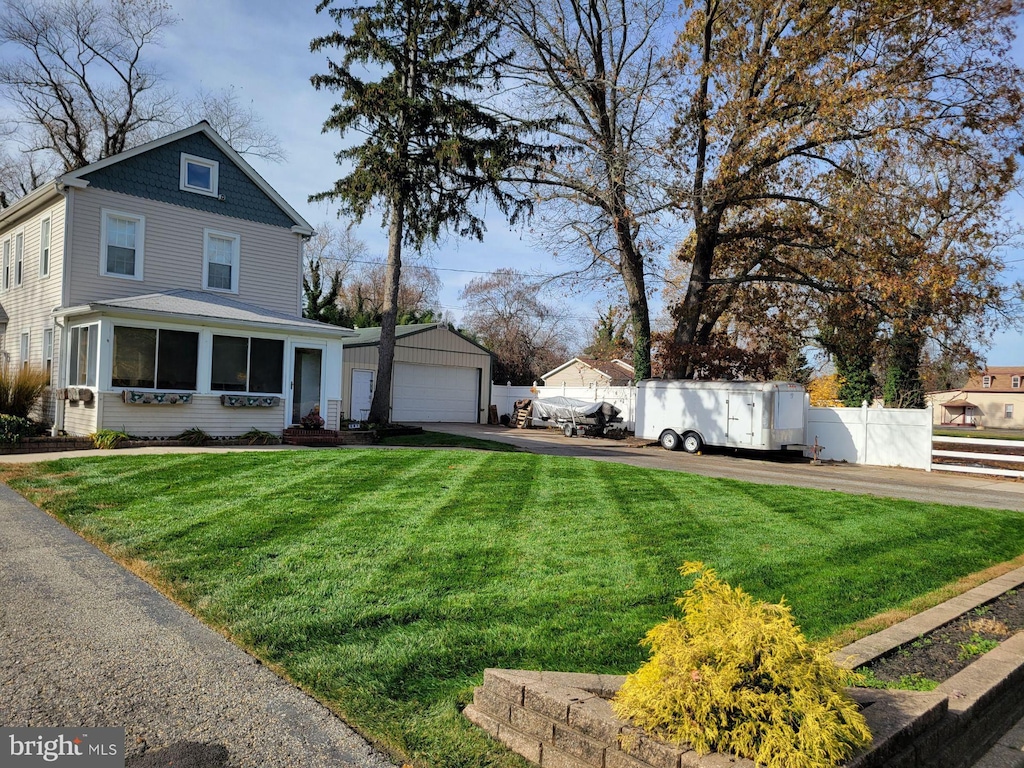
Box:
left=291, top=346, right=324, bottom=425
left=351, top=369, right=374, bottom=421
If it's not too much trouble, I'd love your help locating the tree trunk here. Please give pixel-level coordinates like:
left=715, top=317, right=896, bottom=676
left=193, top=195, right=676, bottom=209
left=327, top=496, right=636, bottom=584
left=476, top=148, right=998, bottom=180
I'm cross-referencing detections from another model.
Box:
left=670, top=214, right=720, bottom=378
left=368, top=199, right=405, bottom=424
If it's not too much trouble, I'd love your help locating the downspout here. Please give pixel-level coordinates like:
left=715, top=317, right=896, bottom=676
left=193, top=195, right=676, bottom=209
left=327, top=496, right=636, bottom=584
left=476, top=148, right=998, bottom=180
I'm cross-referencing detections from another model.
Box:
left=52, top=181, right=72, bottom=435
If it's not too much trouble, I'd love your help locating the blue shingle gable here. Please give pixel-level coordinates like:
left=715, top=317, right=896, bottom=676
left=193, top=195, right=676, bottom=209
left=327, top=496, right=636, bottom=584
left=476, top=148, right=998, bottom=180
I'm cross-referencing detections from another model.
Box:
left=81, top=133, right=296, bottom=229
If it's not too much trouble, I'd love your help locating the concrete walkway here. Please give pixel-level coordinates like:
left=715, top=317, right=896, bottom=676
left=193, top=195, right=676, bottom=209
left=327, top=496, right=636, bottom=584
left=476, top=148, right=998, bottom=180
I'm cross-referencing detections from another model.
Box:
left=0, top=483, right=395, bottom=768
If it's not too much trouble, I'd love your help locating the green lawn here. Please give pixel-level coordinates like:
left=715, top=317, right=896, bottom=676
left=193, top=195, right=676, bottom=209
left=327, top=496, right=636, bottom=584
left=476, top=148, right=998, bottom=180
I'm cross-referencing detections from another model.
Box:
left=4, top=449, right=1024, bottom=768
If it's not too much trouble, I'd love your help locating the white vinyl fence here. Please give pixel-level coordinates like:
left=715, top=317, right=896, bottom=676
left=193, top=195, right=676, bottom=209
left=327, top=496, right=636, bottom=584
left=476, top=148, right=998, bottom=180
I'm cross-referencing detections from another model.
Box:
left=492, top=382, right=934, bottom=470
left=805, top=401, right=933, bottom=470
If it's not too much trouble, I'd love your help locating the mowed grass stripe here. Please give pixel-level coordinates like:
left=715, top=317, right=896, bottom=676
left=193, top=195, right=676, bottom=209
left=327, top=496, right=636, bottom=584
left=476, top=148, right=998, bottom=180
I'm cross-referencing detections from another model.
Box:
left=5, top=449, right=1024, bottom=768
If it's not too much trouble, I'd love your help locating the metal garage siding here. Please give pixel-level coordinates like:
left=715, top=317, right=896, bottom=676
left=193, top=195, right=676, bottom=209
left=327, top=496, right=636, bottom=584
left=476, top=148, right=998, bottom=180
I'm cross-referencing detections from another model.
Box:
left=391, top=363, right=479, bottom=422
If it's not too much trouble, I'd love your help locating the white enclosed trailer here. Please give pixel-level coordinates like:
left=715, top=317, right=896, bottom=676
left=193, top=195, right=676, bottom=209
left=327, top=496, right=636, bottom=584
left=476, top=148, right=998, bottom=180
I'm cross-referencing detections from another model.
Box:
left=635, top=380, right=807, bottom=453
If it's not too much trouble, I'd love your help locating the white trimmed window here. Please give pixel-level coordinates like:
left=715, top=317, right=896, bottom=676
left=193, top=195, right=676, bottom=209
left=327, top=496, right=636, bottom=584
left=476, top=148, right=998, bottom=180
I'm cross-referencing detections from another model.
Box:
left=982, top=375, right=992, bottom=388
left=1007, top=403, right=1015, bottom=419
left=43, top=328, right=53, bottom=379
left=101, top=210, right=145, bottom=279
left=1, top=238, right=9, bottom=291
left=13, top=231, right=23, bottom=286
left=39, top=217, right=51, bottom=277
left=210, top=335, right=284, bottom=394
left=68, top=324, right=98, bottom=387
left=180, top=153, right=219, bottom=196
left=19, top=331, right=28, bottom=369
left=112, top=326, right=199, bottom=390
left=1013, top=376, right=1021, bottom=389
left=203, top=229, right=240, bottom=293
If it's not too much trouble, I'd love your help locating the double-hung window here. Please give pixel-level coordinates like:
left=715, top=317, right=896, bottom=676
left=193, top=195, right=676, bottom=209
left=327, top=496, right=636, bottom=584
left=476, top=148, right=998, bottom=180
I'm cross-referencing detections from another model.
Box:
left=203, top=229, right=239, bottom=293
left=101, top=210, right=144, bottom=279
left=1007, top=404, right=1016, bottom=419
left=1, top=238, right=9, bottom=291
left=13, top=231, right=23, bottom=286
left=19, top=332, right=29, bottom=369
left=112, top=327, right=199, bottom=390
left=43, top=329, right=53, bottom=379
left=68, top=325, right=98, bottom=387
left=180, top=154, right=219, bottom=197
left=39, top=217, right=51, bottom=277
left=1013, top=376, right=1021, bottom=389
left=211, top=335, right=284, bottom=393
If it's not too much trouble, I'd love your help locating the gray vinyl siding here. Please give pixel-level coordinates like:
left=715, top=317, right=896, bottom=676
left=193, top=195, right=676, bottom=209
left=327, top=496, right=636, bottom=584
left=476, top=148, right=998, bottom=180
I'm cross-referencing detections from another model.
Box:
left=0, top=198, right=66, bottom=373
left=66, top=187, right=303, bottom=316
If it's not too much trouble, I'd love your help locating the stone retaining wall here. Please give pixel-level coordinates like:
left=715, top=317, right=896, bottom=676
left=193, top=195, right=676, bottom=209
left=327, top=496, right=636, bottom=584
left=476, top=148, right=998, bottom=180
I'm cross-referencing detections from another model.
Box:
left=465, top=651, right=1024, bottom=768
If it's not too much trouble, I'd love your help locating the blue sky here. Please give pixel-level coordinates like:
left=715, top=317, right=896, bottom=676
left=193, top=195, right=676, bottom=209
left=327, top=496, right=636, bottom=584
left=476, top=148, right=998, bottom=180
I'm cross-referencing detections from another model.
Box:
left=153, top=0, right=1023, bottom=365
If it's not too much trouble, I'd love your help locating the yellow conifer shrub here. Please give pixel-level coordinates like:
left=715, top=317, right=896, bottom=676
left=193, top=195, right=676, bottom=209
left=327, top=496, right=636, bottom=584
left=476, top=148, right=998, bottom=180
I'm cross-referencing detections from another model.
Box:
left=612, top=563, right=871, bottom=768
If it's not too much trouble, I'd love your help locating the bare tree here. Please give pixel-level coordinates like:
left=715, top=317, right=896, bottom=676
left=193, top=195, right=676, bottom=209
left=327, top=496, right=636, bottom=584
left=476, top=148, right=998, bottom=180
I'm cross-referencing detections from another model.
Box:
left=459, top=268, right=574, bottom=384
left=302, top=222, right=367, bottom=324
left=499, top=0, right=673, bottom=380
left=177, top=85, right=285, bottom=163
left=0, top=0, right=285, bottom=208
left=0, top=0, right=177, bottom=172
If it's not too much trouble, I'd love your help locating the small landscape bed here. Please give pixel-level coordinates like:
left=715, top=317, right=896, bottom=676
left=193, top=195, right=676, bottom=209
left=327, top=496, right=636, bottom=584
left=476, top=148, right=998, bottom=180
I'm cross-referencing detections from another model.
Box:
left=860, top=587, right=1024, bottom=689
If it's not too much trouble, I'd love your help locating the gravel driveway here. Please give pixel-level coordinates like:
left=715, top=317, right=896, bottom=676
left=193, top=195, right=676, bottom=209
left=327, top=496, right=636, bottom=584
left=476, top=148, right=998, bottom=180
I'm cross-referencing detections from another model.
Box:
left=0, top=484, right=396, bottom=768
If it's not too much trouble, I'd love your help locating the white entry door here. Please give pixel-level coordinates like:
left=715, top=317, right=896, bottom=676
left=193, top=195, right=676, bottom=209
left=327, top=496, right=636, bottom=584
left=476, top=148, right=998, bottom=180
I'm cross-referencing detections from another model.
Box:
left=351, top=369, right=374, bottom=420
left=290, top=346, right=324, bottom=425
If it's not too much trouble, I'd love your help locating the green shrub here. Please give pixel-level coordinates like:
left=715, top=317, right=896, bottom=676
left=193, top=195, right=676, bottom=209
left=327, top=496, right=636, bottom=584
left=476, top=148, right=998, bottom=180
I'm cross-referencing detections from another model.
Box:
left=612, top=563, right=871, bottom=768
left=176, top=426, right=211, bottom=446
left=92, top=429, right=131, bottom=449
left=0, top=364, right=50, bottom=418
left=0, top=414, right=35, bottom=444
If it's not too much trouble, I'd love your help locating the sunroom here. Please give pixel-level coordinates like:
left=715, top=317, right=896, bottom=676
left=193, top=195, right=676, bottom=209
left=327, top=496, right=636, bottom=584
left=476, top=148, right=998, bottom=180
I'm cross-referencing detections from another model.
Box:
left=53, top=290, right=350, bottom=437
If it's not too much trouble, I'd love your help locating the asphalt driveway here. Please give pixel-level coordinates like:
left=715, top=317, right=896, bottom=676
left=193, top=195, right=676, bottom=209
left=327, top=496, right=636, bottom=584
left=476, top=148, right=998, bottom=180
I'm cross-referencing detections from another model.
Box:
left=413, top=422, right=1024, bottom=512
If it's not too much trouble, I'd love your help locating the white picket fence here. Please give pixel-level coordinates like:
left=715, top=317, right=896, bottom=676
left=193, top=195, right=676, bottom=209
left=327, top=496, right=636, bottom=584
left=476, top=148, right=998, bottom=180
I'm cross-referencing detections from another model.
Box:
left=491, top=382, right=934, bottom=470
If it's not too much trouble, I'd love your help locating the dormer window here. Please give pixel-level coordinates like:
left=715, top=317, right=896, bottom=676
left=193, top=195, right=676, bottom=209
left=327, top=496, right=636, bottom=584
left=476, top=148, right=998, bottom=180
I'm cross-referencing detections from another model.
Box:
left=1014, top=376, right=1021, bottom=389
left=983, top=375, right=992, bottom=388
left=180, top=153, right=219, bottom=197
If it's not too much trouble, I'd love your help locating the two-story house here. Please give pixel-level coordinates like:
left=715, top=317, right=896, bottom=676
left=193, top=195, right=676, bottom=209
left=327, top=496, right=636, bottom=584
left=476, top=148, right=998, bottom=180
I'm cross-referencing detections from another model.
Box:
left=929, top=366, right=1024, bottom=430
left=0, top=122, right=350, bottom=437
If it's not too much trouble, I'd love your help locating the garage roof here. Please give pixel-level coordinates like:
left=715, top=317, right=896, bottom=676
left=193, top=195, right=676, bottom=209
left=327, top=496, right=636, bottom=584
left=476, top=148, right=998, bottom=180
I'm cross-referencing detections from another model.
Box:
left=341, top=323, right=491, bottom=354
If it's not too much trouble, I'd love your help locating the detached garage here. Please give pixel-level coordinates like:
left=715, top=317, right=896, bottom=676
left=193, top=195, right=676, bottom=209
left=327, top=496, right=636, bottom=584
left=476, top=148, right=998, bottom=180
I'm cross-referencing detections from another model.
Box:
left=341, top=323, right=492, bottom=423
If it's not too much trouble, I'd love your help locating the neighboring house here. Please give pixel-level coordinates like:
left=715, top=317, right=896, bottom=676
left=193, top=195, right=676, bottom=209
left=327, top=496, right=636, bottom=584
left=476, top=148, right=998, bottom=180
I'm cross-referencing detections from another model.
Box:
left=0, top=122, right=350, bottom=437
left=541, top=357, right=635, bottom=387
left=341, top=324, right=492, bottom=423
left=928, top=367, right=1024, bottom=429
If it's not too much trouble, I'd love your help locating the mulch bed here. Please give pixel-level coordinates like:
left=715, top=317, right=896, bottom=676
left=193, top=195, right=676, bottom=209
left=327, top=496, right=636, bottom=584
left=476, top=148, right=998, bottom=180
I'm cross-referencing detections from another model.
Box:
left=861, top=587, right=1024, bottom=685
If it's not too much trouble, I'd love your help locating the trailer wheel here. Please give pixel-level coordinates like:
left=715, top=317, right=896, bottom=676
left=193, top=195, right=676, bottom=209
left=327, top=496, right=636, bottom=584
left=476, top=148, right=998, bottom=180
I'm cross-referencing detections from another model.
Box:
left=682, top=432, right=703, bottom=454
left=659, top=430, right=681, bottom=451
left=562, top=423, right=575, bottom=437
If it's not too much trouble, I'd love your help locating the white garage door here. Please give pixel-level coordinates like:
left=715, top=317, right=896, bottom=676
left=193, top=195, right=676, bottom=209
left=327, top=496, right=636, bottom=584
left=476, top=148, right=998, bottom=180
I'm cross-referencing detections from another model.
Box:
left=392, top=363, right=480, bottom=422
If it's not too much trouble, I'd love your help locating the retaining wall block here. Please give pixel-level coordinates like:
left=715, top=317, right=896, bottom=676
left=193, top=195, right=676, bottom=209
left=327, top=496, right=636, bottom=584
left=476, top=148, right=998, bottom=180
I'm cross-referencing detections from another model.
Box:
left=568, top=695, right=623, bottom=743
left=473, top=686, right=512, bottom=723
left=511, top=705, right=557, bottom=742
left=541, top=744, right=596, bottom=768
left=485, top=668, right=541, bottom=707
left=553, top=723, right=606, bottom=765
left=619, top=726, right=690, bottom=768
left=496, top=722, right=544, bottom=764
left=463, top=704, right=501, bottom=739
left=524, top=680, right=595, bottom=723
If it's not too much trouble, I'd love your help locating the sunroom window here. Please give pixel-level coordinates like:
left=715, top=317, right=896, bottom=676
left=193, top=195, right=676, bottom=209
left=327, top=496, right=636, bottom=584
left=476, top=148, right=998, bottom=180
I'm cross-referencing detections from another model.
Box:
left=68, top=325, right=98, bottom=387
left=211, top=335, right=283, bottom=393
left=112, top=327, right=199, bottom=390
